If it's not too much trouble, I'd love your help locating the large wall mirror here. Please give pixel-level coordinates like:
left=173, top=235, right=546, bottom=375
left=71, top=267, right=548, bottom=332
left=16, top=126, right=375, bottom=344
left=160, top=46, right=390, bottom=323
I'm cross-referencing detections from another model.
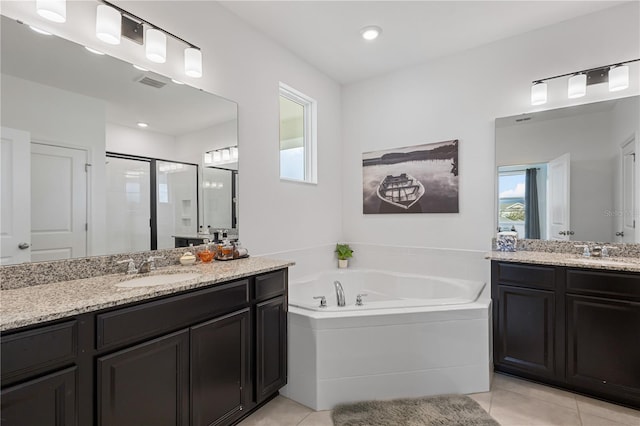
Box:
left=0, top=16, right=238, bottom=265
left=495, top=95, right=639, bottom=244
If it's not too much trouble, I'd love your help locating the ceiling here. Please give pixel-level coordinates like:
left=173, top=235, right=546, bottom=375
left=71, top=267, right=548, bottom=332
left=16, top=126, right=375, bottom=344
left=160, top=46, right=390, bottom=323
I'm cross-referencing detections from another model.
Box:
left=219, top=1, right=627, bottom=84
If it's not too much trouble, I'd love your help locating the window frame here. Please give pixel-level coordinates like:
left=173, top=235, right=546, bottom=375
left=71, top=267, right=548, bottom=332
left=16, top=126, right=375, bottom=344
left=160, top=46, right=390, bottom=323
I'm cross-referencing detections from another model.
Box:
left=278, top=82, right=317, bottom=184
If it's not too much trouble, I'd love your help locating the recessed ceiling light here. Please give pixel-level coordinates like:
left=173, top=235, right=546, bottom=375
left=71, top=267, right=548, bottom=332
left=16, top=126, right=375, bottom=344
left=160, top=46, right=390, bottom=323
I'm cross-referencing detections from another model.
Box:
left=171, top=79, right=185, bottom=85
left=137, top=122, right=149, bottom=128
left=84, top=46, right=105, bottom=55
left=29, top=25, right=52, bottom=36
left=360, top=25, right=382, bottom=41
left=133, top=64, right=149, bottom=71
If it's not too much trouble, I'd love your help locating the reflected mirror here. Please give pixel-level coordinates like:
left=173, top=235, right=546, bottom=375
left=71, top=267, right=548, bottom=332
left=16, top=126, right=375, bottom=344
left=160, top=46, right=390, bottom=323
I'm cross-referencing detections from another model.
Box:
left=496, top=95, right=639, bottom=243
left=0, top=16, right=238, bottom=265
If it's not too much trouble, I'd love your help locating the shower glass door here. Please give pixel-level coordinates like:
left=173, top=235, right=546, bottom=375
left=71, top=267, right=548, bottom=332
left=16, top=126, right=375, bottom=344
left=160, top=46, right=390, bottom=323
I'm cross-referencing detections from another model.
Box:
left=156, top=161, right=198, bottom=249
left=105, top=157, right=151, bottom=254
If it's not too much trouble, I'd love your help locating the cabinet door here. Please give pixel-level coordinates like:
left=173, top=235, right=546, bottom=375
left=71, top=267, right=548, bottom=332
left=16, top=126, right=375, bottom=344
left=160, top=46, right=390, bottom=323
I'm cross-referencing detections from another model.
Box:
left=0, top=366, right=76, bottom=426
left=496, top=285, right=556, bottom=377
left=256, top=296, right=287, bottom=402
left=97, top=330, right=189, bottom=426
left=191, top=308, right=250, bottom=426
left=567, top=295, right=640, bottom=403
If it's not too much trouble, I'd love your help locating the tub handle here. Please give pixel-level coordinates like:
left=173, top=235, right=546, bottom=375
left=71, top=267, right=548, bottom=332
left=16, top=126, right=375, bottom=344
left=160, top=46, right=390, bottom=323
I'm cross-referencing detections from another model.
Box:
left=313, top=296, right=327, bottom=308
left=356, top=294, right=368, bottom=306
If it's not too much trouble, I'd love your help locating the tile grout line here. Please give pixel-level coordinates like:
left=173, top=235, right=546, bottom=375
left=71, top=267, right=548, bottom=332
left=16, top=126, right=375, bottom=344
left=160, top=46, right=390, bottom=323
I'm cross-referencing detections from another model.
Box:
left=296, top=411, right=313, bottom=425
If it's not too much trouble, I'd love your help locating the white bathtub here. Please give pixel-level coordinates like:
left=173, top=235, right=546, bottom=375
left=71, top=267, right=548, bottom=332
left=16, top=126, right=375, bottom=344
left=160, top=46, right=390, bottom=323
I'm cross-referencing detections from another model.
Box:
left=281, top=269, right=492, bottom=411
left=289, top=269, right=485, bottom=311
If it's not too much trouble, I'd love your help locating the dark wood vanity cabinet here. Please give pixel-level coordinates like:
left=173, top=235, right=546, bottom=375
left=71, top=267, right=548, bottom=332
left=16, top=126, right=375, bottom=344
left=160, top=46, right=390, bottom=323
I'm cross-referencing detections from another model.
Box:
left=492, top=261, right=640, bottom=408
left=0, top=268, right=288, bottom=426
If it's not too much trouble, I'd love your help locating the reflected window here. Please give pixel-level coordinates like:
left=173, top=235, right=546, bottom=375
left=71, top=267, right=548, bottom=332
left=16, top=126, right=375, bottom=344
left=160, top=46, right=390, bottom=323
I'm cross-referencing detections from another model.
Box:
left=498, top=171, right=526, bottom=235
left=279, top=82, right=317, bottom=183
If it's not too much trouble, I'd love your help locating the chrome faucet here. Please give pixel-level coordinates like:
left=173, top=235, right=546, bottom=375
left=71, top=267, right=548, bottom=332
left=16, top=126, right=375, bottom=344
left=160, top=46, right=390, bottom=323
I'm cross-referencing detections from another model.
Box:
left=334, top=280, right=346, bottom=307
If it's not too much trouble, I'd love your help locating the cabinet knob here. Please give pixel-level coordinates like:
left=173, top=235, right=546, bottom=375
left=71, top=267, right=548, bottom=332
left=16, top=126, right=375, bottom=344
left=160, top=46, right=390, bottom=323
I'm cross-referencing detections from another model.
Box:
left=18, top=242, right=30, bottom=250
left=616, top=231, right=624, bottom=237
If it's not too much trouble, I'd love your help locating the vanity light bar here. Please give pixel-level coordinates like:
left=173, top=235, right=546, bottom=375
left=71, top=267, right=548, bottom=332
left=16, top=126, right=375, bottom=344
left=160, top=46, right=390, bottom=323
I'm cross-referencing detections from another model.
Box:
left=530, top=58, right=639, bottom=105
left=98, top=0, right=201, bottom=77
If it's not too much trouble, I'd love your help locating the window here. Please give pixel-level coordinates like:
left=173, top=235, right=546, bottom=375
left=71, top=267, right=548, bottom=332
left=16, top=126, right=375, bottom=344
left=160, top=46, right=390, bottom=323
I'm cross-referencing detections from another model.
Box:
left=279, top=82, right=317, bottom=183
left=498, top=170, right=526, bottom=236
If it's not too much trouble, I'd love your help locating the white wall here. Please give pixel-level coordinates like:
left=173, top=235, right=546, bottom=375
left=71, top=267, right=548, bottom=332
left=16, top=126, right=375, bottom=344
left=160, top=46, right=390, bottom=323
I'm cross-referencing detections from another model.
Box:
left=1, top=74, right=107, bottom=256
left=0, top=1, right=343, bottom=257
left=106, top=123, right=177, bottom=160
left=342, top=3, right=639, bottom=251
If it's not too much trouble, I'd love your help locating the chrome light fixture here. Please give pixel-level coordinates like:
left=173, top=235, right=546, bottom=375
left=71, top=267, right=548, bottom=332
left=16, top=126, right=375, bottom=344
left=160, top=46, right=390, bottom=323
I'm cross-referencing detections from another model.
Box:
left=205, top=146, right=238, bottom=166
left=93, top=1, right=202, bottom=77
left=36, top=0, right=66, bottom=23
left=96, top=4, right=121, bottom=45
left=531, top=58, right=638, bottom=105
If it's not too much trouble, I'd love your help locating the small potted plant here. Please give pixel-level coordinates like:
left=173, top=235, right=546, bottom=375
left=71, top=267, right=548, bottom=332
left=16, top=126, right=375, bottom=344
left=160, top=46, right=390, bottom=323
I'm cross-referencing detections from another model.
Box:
left=335, top=243, right=354, bottom=269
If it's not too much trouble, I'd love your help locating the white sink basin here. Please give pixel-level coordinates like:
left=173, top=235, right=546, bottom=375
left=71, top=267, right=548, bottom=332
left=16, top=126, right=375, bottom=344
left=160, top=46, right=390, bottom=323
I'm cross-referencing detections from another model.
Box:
left=571, top=258, right=636, bottom=267
left=115, top=272, right=201, bottom=288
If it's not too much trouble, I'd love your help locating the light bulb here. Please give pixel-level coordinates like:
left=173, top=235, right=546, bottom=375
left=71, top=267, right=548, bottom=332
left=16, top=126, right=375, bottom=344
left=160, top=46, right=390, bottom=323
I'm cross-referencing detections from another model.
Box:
left=146, top=28, right=166, bottom=63
left=213, top=151, right=222, bottom=163
left=204, top=152, right=213, bottom=164
left=222, top=149, right=231, bottom=161
left=531, top=82, right=547, bottom=105
left=360, top=26, right=382, bottom=41
left=36, top=0, right=66, bottom=23
left=609, top=65, right=629, bottom=92
left=184, top=47, right=202, bottom=78
left=96, top=4, right=121, bottom=45
left=230, top=146, right=238, bottom=160
left=568, top=74, right=586, bottom=99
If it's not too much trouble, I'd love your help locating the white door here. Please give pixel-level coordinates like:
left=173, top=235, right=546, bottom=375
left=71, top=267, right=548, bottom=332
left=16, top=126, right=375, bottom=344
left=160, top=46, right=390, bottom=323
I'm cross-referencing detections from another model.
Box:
left=30, top=143, right=88, bottom=262
left=0, top=127, right=31, bottom=265
left=547, top=153, right=571, bottom=241
left=620, top=138, right=636, bottom=243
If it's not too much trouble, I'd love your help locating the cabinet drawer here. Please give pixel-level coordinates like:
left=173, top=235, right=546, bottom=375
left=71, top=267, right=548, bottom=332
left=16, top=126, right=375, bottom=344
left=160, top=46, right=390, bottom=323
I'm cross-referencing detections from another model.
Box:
left=255, top=269, right=287, bottom=301
left=1, top=320, right=78, bottom=385
left=495, top=262, right=555, bottom=290
left=97, top=280, right=249, bottom=350
left=567, top=269, right=640, bottom=301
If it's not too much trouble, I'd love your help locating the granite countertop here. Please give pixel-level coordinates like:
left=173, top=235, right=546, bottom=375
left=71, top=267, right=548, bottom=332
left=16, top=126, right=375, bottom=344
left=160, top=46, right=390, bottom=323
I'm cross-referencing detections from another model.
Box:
left=486, top=251, right=640, bottom=273
left=0, top=257, right=294, bottom=332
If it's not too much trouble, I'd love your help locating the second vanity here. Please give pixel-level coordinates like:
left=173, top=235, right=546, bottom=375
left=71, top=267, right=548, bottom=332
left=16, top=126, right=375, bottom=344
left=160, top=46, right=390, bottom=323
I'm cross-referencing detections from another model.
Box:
left=489, top=251, right=640, bottom=409
left=0, top=257, right=292, bottom=426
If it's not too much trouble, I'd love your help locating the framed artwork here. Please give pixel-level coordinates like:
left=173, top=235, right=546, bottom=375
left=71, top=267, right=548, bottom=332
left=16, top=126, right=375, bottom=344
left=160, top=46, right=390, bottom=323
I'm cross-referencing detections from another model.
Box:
left=362, top=139, right=459, bottom=214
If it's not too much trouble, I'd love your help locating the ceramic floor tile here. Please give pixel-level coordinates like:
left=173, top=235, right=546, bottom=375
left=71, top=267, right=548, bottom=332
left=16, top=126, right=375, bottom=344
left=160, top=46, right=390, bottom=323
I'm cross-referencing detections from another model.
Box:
left=297, top=410, right=334, bottom=426
left=579, top=412, right=631, bottom=426
left=490, top=389, right=581, bottom=426
left=492, top=373, right=578, bottom=410
left=238, top=396, right=313, bottom=426
left=469, top=391, right=493, bottom=413
left=576, top=395, right=640, bottom=426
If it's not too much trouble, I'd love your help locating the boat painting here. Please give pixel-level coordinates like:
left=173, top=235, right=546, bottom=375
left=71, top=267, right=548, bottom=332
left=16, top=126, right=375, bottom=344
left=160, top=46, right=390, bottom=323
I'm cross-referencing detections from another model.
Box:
left=376, top=173, right=425, bottom=210
left=362, top=139, right=459, bottom=214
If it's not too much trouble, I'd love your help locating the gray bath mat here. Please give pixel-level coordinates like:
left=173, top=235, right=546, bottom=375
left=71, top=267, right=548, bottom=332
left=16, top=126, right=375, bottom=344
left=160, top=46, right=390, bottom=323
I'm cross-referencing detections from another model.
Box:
left=332, top=394, right=499, bottom=426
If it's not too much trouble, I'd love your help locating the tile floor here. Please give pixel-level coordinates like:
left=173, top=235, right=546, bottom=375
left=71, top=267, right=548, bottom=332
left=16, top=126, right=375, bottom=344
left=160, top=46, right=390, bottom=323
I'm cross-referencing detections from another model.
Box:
left=238, top=373, right=640, bottom=426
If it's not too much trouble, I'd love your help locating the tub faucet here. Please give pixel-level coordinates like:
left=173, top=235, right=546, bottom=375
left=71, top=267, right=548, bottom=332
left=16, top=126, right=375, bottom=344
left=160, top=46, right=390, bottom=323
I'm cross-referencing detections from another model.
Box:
left=334, top=280, right=346, bottom=307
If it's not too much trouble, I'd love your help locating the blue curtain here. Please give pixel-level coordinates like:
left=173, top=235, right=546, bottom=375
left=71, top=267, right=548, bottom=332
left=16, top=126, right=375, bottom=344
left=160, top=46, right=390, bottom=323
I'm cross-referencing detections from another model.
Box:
left=525, top=168, right=540, bottom=239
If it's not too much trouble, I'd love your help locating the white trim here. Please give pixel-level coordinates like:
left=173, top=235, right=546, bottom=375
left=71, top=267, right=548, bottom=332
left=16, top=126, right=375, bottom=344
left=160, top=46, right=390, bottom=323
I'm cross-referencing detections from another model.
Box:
left=279, top=82, right=317, bottom=184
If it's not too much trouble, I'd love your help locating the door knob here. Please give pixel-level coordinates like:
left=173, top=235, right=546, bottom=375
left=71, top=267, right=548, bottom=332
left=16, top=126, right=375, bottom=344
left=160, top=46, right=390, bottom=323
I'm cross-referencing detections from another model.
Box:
left=18, top=242, right=30, bottom=250
left=615, top=231, right=624, bottom=237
